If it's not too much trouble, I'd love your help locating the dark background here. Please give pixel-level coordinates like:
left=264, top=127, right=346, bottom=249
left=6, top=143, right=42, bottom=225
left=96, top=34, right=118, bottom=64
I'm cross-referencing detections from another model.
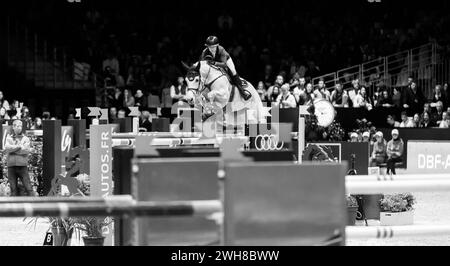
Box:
left=2, top=0, right=450, bottom=123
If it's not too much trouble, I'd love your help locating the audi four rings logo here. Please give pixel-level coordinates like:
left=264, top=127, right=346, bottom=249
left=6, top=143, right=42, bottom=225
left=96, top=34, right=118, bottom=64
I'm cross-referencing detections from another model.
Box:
left=254, top=134, right=284, bottom=151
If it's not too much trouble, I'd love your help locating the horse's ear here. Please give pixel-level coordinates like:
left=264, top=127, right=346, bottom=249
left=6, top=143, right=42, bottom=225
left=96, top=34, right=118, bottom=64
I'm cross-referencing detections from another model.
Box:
left=195, top=61, right=201, bottom=72
left=181, top=61, right=190, bottom=71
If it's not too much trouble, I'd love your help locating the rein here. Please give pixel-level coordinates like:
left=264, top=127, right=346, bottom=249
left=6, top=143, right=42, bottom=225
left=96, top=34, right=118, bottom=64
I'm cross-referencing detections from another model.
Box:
left=198, top=63, right=226, bottom=94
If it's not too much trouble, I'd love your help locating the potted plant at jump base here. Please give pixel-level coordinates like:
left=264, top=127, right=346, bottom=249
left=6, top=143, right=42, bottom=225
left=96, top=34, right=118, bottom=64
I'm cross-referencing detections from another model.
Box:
left=49, top=217, right=74, bottom=246
left=379, top=193, right=416, bottom=226
left=24, top=216, right=75, bottom=246
left=346, top=195, right=359, bottom=226
left=74, top=216, right=111, bottom=246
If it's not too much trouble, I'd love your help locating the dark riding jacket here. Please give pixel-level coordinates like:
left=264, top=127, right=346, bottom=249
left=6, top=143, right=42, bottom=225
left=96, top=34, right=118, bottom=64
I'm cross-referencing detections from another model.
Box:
left=200, top=45, right=230, bottom=64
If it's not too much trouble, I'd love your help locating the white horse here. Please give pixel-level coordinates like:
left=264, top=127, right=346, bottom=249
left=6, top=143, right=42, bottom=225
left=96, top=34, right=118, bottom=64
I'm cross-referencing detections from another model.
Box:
left=182, top=60, right=267, bottom=128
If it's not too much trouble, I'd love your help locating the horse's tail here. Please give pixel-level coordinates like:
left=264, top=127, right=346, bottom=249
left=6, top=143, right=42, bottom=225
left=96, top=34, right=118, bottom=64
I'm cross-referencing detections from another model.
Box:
left=244, top=81, right=268, bottom=123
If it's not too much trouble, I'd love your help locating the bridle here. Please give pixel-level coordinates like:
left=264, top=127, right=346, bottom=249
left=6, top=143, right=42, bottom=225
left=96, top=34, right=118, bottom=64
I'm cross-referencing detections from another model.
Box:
left=190, top=62, right=226, bottom=96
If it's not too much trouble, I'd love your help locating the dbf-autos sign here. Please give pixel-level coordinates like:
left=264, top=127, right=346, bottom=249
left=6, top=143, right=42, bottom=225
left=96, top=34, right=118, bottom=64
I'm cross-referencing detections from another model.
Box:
left=407, top=141, right=450, bottom=173
left=90, top=124, right=114, bottom=246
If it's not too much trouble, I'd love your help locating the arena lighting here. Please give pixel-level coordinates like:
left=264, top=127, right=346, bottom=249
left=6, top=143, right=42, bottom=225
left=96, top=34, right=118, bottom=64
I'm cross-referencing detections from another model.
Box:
left=67, top=0, right=81, bottom=3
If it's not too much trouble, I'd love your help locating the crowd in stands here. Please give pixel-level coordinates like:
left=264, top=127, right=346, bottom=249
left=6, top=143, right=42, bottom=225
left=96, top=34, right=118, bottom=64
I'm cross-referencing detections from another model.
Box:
left=6, top=0, right=450, bottom=142
left=11, top=0, right=450, bottom=101
left=0, top=91, right=54, bottom=130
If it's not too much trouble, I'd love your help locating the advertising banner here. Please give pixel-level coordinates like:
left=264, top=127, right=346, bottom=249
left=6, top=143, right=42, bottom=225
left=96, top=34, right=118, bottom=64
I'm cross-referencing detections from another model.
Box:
left=90, top=124, right=115, bottom=246
left=407, top=141, right=450, bottom=173
left=60, top=126, right=73, bottom=175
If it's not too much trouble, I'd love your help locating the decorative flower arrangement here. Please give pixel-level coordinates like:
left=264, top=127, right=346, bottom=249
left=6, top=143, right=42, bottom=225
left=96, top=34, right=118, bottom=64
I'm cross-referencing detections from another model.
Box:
left=323, top=120, right=346, bottom=141
left=380, top=193, right=416, bottom=213
left=73, top=173, right=90, bottom=197
left=73, top=216, right=111, bottom=239
left=304, top=105, right=345, bottom=141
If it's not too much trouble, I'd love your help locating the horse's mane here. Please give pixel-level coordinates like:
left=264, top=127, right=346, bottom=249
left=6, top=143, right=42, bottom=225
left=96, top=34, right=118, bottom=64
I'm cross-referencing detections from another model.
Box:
left=197, top=60, right=223, bottom=73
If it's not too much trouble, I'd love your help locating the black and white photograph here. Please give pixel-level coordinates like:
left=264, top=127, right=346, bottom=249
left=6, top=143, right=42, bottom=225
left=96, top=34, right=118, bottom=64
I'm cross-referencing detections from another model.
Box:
left=1, top=0, right=450, bottom=253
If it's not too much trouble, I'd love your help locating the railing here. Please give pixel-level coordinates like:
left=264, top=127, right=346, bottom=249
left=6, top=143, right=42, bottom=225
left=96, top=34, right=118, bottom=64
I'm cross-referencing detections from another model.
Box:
left=312, top=43, right=443, bottom=99
left=6, top=17, right=95, bottom=90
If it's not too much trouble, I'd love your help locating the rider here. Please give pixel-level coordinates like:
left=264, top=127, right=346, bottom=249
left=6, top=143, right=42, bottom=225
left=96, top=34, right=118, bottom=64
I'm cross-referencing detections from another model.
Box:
left=200, top=36, right=252, bottom=101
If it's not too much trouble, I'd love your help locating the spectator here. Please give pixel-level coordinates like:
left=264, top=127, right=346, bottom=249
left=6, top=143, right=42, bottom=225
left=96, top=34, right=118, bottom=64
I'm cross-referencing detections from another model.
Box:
left=126, top=56, right=143, bottom=87
left=399, top=111, right=414, bottom=128
left=419, top=112, right=435, bottom=128
left=402, top=82, right=426, bottom=116
left=430, top=85, right=447, bottom=109
left=354, top=87, right=373, bottom=110
left=370, top=131, right=387, bottom=167
left=31, top=117, right=42, bottom=130
left=267, top=75, right=284, bottom=102
left=386, top=115, right=401, bottom=128
left=139, top=110, right=152, bottom=132
left=302, top=83, right=315, bottom=106
left=170, top=76, right=188, bottom=105
left=439, top=112, right=450, bottom=128
left=422, top=102, right=432, bottom=118
left=444, top=83, right=450, bottom=108
left=117, top=109, right=127, bottom=119
left=315, top=79, right=331, bottom=101
left=349, top=132, right=358, bottom=142
left=21, top=106, right=32, bottom=125
left=103, top=66, right=117, bottom=88
left=357, top=132, right=363, bottom=142
left=275, top=84, right=297, bottom=109
left=289, top=73, right=301, bottom=90
left=376, top=90, right=393, bottom=108
left=347, top=79, right=360, bottom=107
left=330, top=82, right=348, bottom=108
left=8, top=100, right=20, bottom=118
left=102, top=52, right=120, bottom=76
left=42, top=111, right=51, bottom=120
left=0, top=107, right=10, bottom=120
left=0, top=91, right=10, bottom=110
left=391, top=87, right=402, bottom=109
left=431, top=101, right=444, bottom=126
left=362, top=131, right=370, bottom=143
left=112, top=87, right=123, bottom=109
left=386, top=129, right=404, bottom=175
left=134, top=89, right=147, bottom=108
left=123, top=89, right=135, bottom=108
left=412, top=113, right=420, bottom=128
left=256, top=81, right=267, bottom=102
left=4, top=120, right=35, bottom=196
left=298, top=77, right=306, bottom=92
left=109, top=107, right=118, bottom=121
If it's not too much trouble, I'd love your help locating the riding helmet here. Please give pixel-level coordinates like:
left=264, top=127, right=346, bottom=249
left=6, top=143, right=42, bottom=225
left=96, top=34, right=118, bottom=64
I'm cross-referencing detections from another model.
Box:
left=205, top=36, right=219, bottom=46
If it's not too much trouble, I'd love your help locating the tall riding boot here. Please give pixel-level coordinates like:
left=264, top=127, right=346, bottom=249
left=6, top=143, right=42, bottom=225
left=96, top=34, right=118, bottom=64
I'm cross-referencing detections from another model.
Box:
left=232, top=74, right=251, bottom=101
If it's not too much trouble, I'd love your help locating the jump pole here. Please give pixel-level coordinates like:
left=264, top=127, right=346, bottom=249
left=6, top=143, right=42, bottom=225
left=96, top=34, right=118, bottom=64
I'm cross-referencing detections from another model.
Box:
left=346, top=174, right=450, bottom=182
left=346, top=225, right=450, bottom=239
left=346, top=180, right=450, bottom=194
left=0, top=200, right=222, bottom=218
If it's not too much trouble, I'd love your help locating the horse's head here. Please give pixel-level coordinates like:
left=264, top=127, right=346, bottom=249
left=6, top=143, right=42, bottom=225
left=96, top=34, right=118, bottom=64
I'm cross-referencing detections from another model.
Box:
left=182, top=61, right=202, bottom=90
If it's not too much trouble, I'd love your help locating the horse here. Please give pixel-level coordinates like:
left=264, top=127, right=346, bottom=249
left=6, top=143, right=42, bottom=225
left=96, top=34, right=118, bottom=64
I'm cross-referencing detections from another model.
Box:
left=182, top=60, right=267, bottom=129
